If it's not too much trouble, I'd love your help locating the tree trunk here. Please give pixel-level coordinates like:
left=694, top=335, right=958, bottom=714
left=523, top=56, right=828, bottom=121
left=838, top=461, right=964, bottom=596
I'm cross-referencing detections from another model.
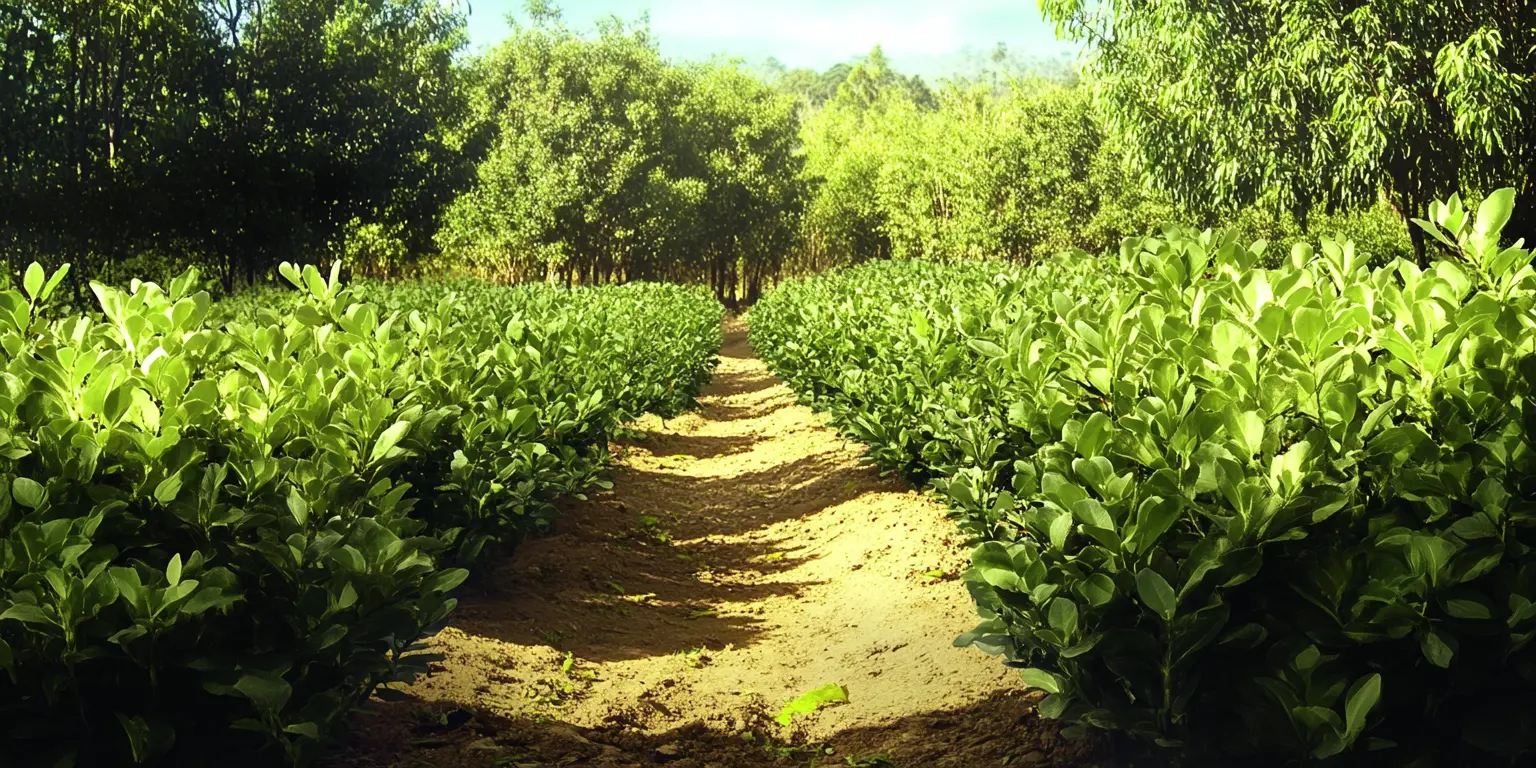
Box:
left=1390, top=187, right=1429, bottom=268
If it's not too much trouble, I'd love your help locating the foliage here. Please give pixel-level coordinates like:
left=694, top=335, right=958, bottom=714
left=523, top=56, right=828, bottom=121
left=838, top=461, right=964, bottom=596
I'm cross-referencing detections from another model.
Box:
left=793, top=67, right=1183, bottom=272
left=789, top=53, right=1415, bottom=276
left=436, top=4, right=804, bottom=305
left=767, top=47, right=935, bottom=111
left=0, top=262, right=721, bottom=765
left=750, top=189, right=1536, bottom=765
left=0, top=0, right=474, bottom=291
left=1042, top=0, right=1536, bottom=262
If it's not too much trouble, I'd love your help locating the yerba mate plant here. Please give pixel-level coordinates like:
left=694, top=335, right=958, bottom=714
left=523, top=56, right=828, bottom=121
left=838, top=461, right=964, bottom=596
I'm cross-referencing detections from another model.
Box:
left=0, top=264, right=721, bottom=766
left=751, top=189, right=1536, bottom=765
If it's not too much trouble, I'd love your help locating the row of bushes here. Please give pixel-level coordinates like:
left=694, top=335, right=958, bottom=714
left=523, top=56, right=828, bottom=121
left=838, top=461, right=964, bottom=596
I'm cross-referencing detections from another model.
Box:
left=749, top=191, right=1536, bottom=765
left=0, top=264, right=722, bottom=766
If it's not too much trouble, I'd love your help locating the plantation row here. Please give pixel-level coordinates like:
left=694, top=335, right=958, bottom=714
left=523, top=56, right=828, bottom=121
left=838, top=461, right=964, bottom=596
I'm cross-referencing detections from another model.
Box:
left=0, top=265, right=722, bottom=765
left=750, top=190, right=1536, bottom=765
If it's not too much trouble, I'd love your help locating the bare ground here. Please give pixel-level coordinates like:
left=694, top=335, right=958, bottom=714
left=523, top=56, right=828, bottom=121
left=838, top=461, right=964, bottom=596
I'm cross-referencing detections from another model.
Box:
left=327, top=319, right=1110, bottom=768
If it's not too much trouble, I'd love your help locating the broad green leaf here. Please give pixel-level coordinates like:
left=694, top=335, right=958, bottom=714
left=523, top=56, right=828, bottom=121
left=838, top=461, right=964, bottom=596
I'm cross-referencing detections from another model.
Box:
left=967, top=339, right=1006, bottom=359
left=1343, top=673, right=1381, bottom=739
left=971, top=542, right=1022, bottom=591
left=1018, top=667, right=1062, bottom=694
left=233, top=672, right=293, bottom=716
left=1049, top=597, right=1079, bottom=638
left=370, top=420, right=411, bottom=464
left=0, top=604, right=56, bottom=626
left=40, top=263, right=70, bottom=301
left=1048, top=512, right=1072, bottom=551
left=22, top=263, right=43, bottom=300
left=424, top=568, right=470, bottom=594
left=1136, top=569, right=1177, bottom=621
left=155, top=473, right=183, bottom=505
left=11, top=477, right=43, bottom=509
left=1226, top=410, right=1265, bottom=458
left=1474, top=188, right=1515, bottom=240
left=1420, top=627, right=1455, bottom=668
left=1078, top=573, right=1116, bottom=607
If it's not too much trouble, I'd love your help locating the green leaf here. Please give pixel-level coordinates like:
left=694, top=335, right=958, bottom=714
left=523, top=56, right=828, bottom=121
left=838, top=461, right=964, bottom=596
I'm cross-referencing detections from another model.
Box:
left=233, top=672, right=293, bottom=717
left=967, top=339, right=1006, bottom=358
left=11, top=477, right=43, bottom=509
left=424, top=568, right=470, bottom=594
left=1136, top=568, right=1177, bottom=621
left=370, top=420, right=412, bottom=464
left=40, top=263, right=70, bottom=301
left=1420, top=626, right=1456, bottom=668
left=1474, top=188, right=1515, bottom=240
left=115, top=713, right=157, bottom=764
left=286, top=487, right=309, bottom=526
left=1078, top=573, right=1116, bottom=607
left=1445, top=598, right=1491, bottom=620
left=1343, top=673, right=1381, bottom=739
left=0, top=603, right=56, bottom=626
left=278, top=262, right=302, bottom=288
left=1048, top=512, right=1072, bottom=551
left=1131, top=496, right=1181, bottom=554
left=971, top=542, right=1022, bottom=591
left=283, top=722, right=321, bottom=741
left=294, top=304, right=327, bottom=327
left=1075, top=412, right=1113, bottom=458
left=1018, top=668, right=1062, bottom=694
left=154, top=473, right=183, bottom=505
left=775, top=683, right=847, bottom=726
left=22, top=262, right=44, bottom=300
left=1225, top=410, right=1265, bottom=458
left=302, top=265, right=329, bottom=299
left=1049, top=597, right=1079, bottom=638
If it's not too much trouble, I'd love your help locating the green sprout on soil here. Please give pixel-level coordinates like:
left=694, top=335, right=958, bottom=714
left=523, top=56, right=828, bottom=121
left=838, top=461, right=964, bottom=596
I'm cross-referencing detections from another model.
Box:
left=776, top=683, right=848, bottom=726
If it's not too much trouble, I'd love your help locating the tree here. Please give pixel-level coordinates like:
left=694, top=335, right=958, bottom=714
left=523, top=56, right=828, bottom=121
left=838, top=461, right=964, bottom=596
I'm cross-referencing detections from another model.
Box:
left=1040, top=0, right=1536, bottom=264
left=0, top=0, right=470, bottom=290
left=437, top=3, right=803, bottom=302
left=438, top=10, right=665, bottom=283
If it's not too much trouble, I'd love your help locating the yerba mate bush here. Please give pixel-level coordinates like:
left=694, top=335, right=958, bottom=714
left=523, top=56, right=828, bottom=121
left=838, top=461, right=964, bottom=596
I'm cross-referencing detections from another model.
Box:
left=0, top=264, right=721, bottom=766
left=750, top=190, right=1536, bottom=765
left=217, top=277, right=723, bottom=565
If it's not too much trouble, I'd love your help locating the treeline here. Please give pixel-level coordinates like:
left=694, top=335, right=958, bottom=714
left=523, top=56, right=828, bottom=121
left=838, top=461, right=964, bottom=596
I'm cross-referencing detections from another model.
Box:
left=437, top=4, right=804, bottom=304
left=5, top=1, right=1533, bottom=299
left=1040, top=0, right=1536, bottom=265
left=784, top=47, right=1417, bottom=275
left=0, top=0, right=470, bottom=294
left=0, top=1, right=805, bottom=304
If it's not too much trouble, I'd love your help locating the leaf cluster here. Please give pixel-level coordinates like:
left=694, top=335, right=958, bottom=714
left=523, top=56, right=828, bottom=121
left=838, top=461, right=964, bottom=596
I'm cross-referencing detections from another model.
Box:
left=751, top=189, right=1536, bottom=764
left=0, top=262, right=722, bottom=764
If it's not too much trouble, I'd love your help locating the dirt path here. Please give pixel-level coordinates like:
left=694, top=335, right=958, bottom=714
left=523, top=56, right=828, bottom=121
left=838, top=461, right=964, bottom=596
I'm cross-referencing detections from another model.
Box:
left=329, top=320, right=1106, bottom=768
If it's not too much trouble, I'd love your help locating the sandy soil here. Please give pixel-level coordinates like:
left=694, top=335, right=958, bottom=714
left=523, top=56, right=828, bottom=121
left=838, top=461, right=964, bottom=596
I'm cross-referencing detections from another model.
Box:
left=326, top=319, right=1110, bottom=768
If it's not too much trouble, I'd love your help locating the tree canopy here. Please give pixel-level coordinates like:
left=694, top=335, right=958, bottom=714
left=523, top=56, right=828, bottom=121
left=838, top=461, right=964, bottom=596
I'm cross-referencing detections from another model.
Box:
left=436, top=7, right=804, bottom=304
left=1041, top=0, right=1536, bottom=262
left=0, top=0, right=472, bottom=292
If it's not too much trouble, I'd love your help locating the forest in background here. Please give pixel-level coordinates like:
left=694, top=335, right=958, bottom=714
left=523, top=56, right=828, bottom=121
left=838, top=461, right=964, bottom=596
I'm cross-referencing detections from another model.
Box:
left=3, top=1, right=1533, bottom=304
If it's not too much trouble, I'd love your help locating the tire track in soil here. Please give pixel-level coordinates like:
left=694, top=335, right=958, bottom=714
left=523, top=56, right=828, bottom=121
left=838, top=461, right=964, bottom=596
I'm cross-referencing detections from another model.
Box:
left=327, top=319, right=1110, bottom=768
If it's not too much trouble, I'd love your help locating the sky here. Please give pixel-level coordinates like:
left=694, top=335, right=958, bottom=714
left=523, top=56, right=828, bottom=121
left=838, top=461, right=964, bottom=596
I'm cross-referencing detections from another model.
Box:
left=462, top=1, right=1079, bottom=78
